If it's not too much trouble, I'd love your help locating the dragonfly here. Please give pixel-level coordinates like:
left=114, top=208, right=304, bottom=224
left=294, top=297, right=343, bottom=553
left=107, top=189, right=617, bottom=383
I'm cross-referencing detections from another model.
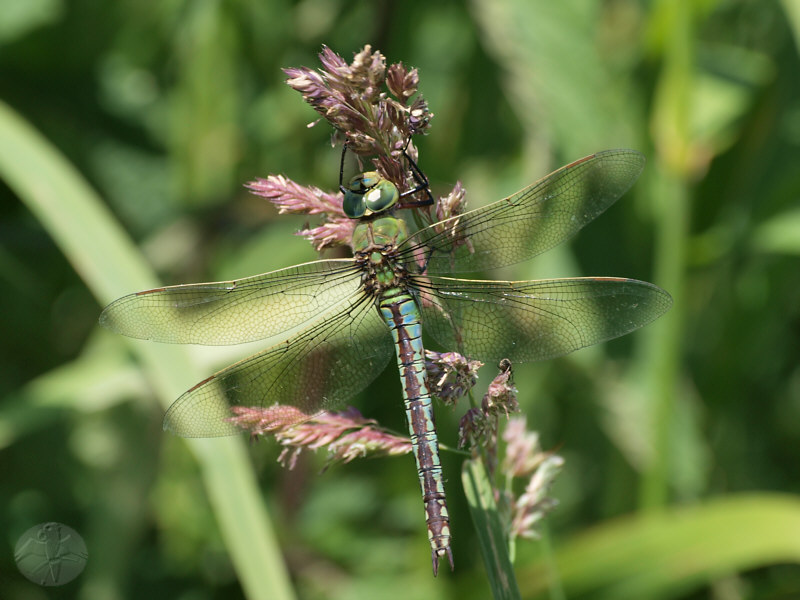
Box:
left=100, top=148, right=672, bottom=575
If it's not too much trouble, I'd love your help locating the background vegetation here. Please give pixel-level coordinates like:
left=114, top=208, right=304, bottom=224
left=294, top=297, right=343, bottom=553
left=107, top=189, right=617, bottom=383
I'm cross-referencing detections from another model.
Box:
left=2, top=0, right=800, bottom=598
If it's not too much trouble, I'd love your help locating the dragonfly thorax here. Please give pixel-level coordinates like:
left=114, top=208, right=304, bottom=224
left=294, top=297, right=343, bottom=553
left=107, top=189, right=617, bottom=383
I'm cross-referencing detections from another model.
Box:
left=352, top=216, right=409, bottom=251
left=353, top=217, right=410, bottom=297
left=343, top=171, right=399, bottom=219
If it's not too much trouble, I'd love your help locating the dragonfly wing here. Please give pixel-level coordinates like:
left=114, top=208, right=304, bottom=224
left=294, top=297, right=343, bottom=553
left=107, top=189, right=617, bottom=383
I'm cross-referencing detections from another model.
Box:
left=399, top=150, right=645, bottom=274
left=99, top=259, right=361, bottom=345
left=414, top=276, right=671, bottom=363
left=163, top=294, right=393, bottom=437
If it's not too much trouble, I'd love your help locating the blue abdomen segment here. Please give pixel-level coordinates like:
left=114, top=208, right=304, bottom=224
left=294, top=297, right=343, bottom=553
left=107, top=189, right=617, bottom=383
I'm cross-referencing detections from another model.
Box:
left=378, top=289, right=453, bottom=575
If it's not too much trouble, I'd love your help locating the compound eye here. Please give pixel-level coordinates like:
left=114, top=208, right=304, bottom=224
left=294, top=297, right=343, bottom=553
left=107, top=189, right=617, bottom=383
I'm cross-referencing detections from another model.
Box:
left=359, top=173, right=381, bottom=190
left=343, top=188, right=367, bottom=218
left=364, top=179, right=399, bottom=213
left=347, top=172, right=379, bottom=193
left=341, top=171, right=398, bottom=218
left=347, top=173, right=365, bottom=193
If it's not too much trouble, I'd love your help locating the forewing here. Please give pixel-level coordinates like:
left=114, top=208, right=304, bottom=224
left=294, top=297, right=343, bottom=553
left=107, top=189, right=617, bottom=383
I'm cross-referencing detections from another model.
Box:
left=399, top=150, right=645, bottom=274
left=163, top=295, right=393, bottom=437
left=99, top=259, right=361, bottom=345
left=415, top=276, right=671, bottom=363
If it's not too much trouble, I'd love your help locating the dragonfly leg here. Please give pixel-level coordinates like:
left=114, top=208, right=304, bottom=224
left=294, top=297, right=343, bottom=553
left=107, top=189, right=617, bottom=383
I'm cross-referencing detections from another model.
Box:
left=338, top=139, right=352, bottom=195
left=397, top=138, right=434, bottom=209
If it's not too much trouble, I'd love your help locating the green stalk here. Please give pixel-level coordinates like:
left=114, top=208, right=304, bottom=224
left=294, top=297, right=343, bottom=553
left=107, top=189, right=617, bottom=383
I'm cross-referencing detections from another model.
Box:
left=638, top=0, right=693, bottom=510
left=462, top=458, right=521, bottom=600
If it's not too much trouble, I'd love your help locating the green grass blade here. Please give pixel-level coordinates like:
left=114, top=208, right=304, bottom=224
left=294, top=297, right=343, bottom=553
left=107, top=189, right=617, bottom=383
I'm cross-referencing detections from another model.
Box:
left=462, top=458, right=521, bottom=600
left=0, top=99, right=295, bottom=600
left=518, top=493, right=800, bottom=599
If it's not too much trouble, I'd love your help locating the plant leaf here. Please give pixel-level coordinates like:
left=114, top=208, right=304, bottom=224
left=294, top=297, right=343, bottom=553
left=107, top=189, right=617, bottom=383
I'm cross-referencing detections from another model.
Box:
left=519, top=493, right=800, bottom=599
left=462, top=458, right=521, bottom=600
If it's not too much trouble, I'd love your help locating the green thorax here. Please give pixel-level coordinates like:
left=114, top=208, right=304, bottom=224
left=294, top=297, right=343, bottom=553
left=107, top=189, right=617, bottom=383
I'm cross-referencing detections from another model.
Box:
left=352, top=216, right=410, bottom=295
left=352, top=216, right=408, bottom=253
left=344, top=170, right=412, bottom=295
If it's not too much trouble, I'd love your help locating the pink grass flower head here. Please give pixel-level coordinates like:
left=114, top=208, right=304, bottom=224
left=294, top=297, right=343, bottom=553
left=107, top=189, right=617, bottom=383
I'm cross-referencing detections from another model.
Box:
left=285, top=46, right=432, bottom=155
left=458, top=360, right=519, bottom=451
left=285, top=45, right=436, bottom=206
left=228, top=406, right=411, bottom=470
left=458, top=407, right=490, bottom=450
left=247, top=46, right=448, bottom=252
left=431, top=181, right=475, bottom=256
left=501, top=416, right=564, bottom=541
left=482, top=358, right=519, bottom=418
left=425, top=350, right=482, bottom=405
left=245, top=175, right=355, bottom=250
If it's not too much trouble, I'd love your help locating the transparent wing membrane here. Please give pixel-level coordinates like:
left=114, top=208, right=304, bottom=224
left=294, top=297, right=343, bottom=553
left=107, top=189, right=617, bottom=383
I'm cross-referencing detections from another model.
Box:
left=400, top=150, right=645, bottom=274
left=100, top=260, right=361, bottom=345
left=163, top=295, right=393, bottom=437
left=415, top=276, right=671, bottom=363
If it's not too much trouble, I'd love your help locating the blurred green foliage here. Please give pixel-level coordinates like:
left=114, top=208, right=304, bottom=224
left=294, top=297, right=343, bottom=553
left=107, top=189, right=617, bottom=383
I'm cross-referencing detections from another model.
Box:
left=2, top=0, right=800, bottom=598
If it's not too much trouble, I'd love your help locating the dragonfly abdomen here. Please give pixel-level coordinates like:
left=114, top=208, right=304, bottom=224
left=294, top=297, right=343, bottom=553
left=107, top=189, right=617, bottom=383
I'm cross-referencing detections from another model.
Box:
left=378, top=289, right=453, bottom=576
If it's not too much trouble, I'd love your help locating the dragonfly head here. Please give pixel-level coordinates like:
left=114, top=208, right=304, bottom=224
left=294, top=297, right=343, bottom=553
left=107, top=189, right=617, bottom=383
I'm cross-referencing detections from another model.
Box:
left=343, top=171, right=399, bottom=219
